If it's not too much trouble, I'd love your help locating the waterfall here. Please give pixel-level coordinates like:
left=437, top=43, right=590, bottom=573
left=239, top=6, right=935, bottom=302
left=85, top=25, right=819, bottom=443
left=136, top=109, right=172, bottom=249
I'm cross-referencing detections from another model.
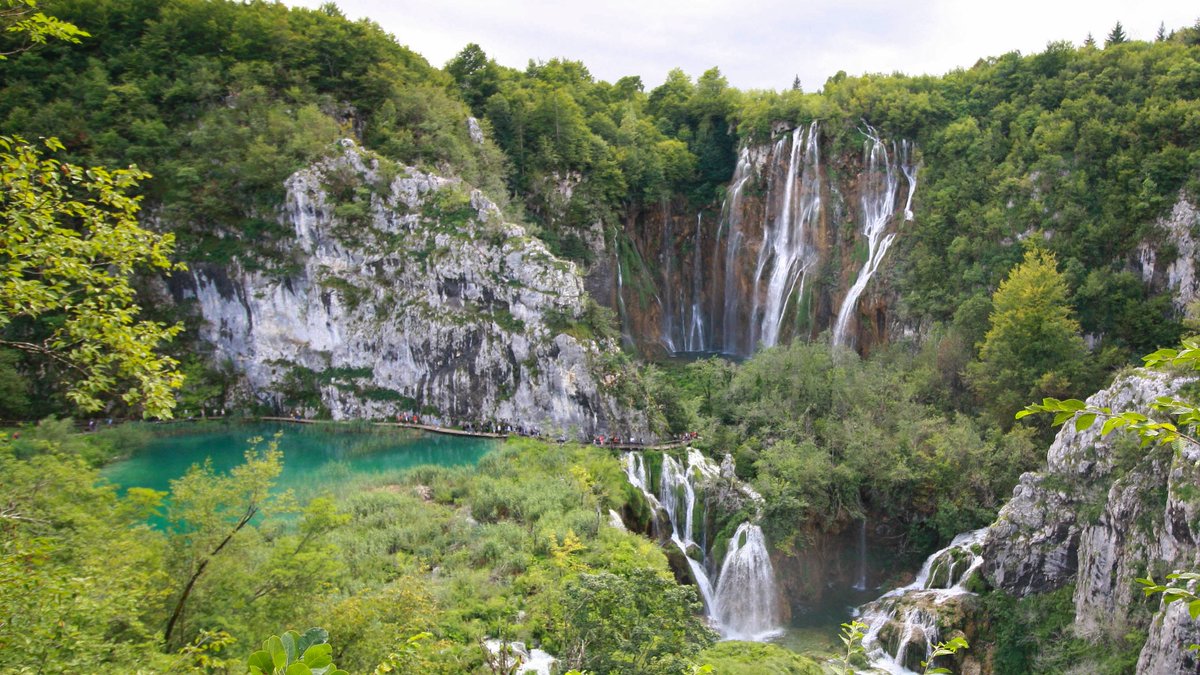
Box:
left=719, top=148, right=755, bottom=355
left=755, top=122, right=821, bottom=350
left=832, top=129, right=918, bottom=348
left=858, top=528, right=988, bottom=673
left=713, top=522, right=782, bottom=641
left=615, top=254, right=635, bottom=349
left=660, top=201, right=682, bottom=353
left=685, top=213, right=707, bottom=352
left=852, top=518, right=868, bottom=591
left=622, top=449, right=781, bottom=641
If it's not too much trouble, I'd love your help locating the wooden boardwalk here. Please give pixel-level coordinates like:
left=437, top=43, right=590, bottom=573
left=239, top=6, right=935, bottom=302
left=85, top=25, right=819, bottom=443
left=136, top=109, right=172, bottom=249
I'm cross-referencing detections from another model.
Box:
left=258, top=416, right=693, bottom=450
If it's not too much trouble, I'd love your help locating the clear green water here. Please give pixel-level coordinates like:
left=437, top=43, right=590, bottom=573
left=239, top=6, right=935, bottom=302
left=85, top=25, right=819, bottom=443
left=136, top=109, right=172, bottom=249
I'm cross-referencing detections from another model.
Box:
left=102, top=422, right=496, bottom=499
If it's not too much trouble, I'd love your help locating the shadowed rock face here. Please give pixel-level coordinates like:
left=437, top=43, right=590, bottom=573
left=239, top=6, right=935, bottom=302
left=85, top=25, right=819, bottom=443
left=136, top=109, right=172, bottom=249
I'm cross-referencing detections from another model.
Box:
left=980, top=370, right=1200, bottom=671
left=179, top=140, right=648, bottom=438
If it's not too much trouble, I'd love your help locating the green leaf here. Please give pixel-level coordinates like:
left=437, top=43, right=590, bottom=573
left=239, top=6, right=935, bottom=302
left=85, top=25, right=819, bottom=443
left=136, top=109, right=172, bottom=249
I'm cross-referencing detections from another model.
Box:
left=301, top=644, right=332, bottom=668
left=1075, top=413, right=1097, bottom=432
left=268, top=635, right=287, bottom=670
left=282, top=631, right=299, bottom=664
left=1015, top=408, right=1036, bottom=420
left=1061, top=399, right=1087, bottom=411
left=248, top=651, right=274, bottom=671
left=1053, top=411, right=1074, bottom=426
left=285, top=663, right=313, bottom=675
left=299, top=627, right=328, bottom=654
left=1189, top=599, right=1200, bottom=620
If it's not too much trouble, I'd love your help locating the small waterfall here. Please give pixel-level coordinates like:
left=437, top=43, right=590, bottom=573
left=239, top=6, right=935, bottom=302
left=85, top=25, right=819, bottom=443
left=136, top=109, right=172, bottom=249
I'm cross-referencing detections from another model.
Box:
left=713, top=522, right=782, bottom=641
left=623, top=449, right=780, bottom=641
left=858, top=528, right=988, bottom=674
left=685, top=213, right=707, bottom=352
left=852, top=519, right=868, bottom=591
left=832, top=128, right=918, bottom=349
left=614, top=254, right=635, bottom=349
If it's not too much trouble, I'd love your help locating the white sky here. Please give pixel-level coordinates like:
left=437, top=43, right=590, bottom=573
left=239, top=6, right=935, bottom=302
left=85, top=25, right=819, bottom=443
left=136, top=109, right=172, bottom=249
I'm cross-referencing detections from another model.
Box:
left=288, top=0, right=1198, bottom=91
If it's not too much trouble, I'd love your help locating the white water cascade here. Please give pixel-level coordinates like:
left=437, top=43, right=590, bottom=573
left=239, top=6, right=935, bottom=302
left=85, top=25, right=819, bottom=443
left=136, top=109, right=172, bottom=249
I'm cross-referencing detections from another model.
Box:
left=857, top=528, right=988, bottom=674
left=685, top=213, right=708, bottom=352
left=718, top=147, right=756, bottom=354
left=622, top=450, right=781, bottom=641
left=751, top=122, right=821, bottom=350
left=713, top=522, right=782, bottom=641
left=832, top=130, right=918, bottom=348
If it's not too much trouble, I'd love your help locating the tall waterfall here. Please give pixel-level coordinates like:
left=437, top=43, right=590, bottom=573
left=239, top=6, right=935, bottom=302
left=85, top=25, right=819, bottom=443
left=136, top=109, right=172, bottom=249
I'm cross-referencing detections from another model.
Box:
left=718, top=147, right=756, bottom=355
left=660, top=201, right=679, bottom=352
left=751, top=122, right=821, bottom=350
left=686, top=214, right=707, bottom=351
left=832, top=130, right=918, bottom=348
left=858, top=528, right=988, bottom=673
left=622, top=449, right=781, bottom=640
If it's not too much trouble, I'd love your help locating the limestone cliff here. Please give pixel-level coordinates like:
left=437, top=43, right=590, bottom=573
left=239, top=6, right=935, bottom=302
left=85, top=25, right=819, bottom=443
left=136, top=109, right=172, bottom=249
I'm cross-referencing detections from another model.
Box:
left=177, top=140, right=648, bottom=438
left=981, top=370, right=1200, bottom=671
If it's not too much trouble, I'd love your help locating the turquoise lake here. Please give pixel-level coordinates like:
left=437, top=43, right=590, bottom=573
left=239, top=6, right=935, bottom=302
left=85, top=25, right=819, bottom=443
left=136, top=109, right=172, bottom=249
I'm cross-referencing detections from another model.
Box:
left=102, top=422, right=497, bottom=498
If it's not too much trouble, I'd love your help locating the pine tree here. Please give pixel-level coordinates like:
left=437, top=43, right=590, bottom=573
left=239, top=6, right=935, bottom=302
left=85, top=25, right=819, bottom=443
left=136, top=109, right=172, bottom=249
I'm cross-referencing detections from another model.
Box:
left=1106, top=21, right=1127, bottom=46
left=791, top=75, right=802, bottom=91
left=1157, top=21, right=1167, bottom=41
left=1083, top=32, right=1096, bottom=48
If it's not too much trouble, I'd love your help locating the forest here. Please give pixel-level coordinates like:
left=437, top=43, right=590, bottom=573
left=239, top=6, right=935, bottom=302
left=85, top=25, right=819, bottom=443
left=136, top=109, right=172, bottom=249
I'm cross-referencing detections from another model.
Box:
left=4, top=1, right=1200, bottom=673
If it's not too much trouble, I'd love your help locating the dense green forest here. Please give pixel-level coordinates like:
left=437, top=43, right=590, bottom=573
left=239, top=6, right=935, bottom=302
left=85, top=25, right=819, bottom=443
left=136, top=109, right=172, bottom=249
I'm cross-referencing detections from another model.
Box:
left=5, top=0, right=1200, bottom=672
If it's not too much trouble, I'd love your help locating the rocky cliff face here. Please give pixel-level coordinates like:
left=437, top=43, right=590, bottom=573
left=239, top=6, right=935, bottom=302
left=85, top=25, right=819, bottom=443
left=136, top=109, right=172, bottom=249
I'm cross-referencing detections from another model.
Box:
left=177, top=140, right=648, bottom=437
left=592, top=123, right=916, bottom=358
left=1138, top=195, right=1200, bottom=314
left=982, top=370, right=1200, bottom=671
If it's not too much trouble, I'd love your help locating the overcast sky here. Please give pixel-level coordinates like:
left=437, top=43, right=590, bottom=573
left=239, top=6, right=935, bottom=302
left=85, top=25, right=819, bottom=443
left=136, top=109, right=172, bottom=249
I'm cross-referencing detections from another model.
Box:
left=288, top=0, right=1197, bottom=91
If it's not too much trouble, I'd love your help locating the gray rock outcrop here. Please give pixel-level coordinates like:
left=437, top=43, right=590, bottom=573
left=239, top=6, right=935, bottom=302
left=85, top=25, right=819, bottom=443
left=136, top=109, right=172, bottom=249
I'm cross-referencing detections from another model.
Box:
left=982, top=370, right=1200, bottom=671
left=179, top=140, right=648, bottom=437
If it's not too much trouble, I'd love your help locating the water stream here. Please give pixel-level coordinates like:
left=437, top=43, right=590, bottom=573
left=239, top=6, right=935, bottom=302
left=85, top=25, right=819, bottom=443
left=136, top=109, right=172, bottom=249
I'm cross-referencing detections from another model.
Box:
left=623, top=449, right=781, bottom=640
left=858, top=528, right=988, bottom=673
left=831, top=128, right=918, bottom=348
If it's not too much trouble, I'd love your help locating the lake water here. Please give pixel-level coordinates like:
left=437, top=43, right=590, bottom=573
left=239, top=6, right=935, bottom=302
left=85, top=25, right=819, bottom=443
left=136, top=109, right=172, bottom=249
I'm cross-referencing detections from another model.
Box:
left=102, top=422, right=496, bottom=498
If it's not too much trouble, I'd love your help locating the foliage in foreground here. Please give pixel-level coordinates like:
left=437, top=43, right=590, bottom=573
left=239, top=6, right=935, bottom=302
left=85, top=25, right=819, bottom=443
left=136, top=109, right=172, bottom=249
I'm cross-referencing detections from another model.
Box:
left=0, top=430, right=718, bottom=674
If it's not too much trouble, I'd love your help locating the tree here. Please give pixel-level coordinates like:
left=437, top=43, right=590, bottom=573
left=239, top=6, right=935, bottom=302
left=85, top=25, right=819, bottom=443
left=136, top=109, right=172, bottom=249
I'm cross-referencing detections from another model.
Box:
left=1106, top=22, right=1128, bottom=46
left=791, top=75, right=802, bottom=92
left=0, top=0, right=88, bottom=59
left=162, top=439, right=283, bottom=646
left=1157, top=22, right=1168, bottom=41
left=967, top=249, right=1088, bottom=428
left=0, top=136, right=184, bottom=417
left=1084, top=32, right=1096, bottom=48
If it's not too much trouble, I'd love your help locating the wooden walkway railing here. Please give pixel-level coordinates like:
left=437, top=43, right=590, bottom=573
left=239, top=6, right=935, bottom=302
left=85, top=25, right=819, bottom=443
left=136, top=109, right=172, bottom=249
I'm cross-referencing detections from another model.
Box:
left=257, top=416, right=694, bottom=450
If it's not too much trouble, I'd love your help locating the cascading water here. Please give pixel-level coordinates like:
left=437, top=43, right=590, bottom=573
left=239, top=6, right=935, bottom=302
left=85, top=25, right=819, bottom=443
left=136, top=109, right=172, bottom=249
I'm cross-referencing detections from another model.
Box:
left=685, top=213, right=707, bottom=352
left=857, top=528, right=988, bottom=674
left=622, top=449, right=781, bottom=641
left=713, top=522, right=782, bottom=641
left=660, top=201, right=683, bottom=353
left=831, top=128, right=918, bottom=349
left=718, top=148, right=755, bottom=355
left=752, top=122, right=821, bottom=350
left=615, top=254, right=635, bottom=349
